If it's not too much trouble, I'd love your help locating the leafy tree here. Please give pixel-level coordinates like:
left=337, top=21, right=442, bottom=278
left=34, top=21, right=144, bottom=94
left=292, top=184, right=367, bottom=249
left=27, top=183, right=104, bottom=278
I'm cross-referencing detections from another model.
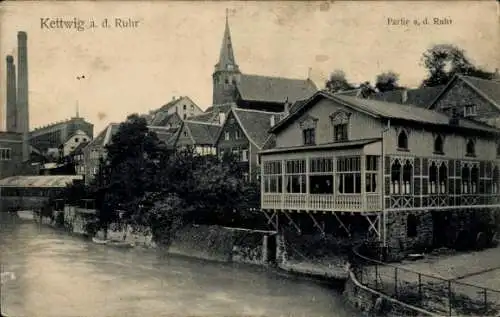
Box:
left=375, top=71, right=402, bottom=92
left=421, top=44, right=495, bottom=87
left=357, top=81, right=377, bottom=98
left=325, top=70, right=356, bottom=93
left=103, top=114, right=164, bottom=224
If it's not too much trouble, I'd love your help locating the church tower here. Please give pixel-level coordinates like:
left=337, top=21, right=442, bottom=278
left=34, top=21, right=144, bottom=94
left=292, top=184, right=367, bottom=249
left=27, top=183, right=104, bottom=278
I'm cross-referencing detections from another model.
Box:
left=212, top=10, right=241, bottom=106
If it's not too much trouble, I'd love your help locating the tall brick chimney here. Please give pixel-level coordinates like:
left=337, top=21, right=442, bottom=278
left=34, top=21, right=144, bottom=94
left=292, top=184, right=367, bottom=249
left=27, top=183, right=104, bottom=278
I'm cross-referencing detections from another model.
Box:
left=17, top=31, right=29, bottom=162
left=6, top=55, right=17, bottom=132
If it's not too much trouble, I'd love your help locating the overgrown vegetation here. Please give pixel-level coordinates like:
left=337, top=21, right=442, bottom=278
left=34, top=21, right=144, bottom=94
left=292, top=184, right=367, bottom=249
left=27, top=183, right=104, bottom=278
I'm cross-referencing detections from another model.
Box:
left=58, top=114, right=264, bottom=245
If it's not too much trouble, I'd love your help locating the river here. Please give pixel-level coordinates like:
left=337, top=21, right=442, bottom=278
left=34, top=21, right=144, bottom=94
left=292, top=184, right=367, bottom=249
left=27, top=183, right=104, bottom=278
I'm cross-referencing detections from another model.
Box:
left=0, top=217, right=356, bottom=317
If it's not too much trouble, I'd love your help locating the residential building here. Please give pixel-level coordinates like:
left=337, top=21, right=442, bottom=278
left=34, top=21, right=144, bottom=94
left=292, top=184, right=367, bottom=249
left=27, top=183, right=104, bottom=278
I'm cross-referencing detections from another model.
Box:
left=175, top=120, right=221, bottom=156
left=212, top=13, right=317, bottom=112
left=427, top=75, right=500, bottom=128
left=216, top=108, right=278, bottom=181
left=260, top=90, right=500, bottom=260
left=71, top=141, right=88, bottom=176
left=148, top=96, right=204, bottom=123
left=62, top=129, right=91, bottom=156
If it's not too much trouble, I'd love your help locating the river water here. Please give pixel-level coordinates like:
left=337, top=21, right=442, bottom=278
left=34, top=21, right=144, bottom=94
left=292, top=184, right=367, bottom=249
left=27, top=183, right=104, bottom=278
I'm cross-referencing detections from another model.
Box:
left=0, top=217, right=356, bottom=317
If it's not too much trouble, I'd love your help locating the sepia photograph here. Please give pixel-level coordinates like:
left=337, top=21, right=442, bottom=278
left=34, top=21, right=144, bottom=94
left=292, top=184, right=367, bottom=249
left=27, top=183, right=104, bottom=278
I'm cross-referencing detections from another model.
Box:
left=0, top=1, right=499, bottom=316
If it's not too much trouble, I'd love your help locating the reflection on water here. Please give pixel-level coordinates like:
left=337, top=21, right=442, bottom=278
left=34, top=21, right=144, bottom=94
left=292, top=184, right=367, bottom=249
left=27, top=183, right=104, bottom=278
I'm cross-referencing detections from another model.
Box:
left=0, top=216, right=355, bottom=317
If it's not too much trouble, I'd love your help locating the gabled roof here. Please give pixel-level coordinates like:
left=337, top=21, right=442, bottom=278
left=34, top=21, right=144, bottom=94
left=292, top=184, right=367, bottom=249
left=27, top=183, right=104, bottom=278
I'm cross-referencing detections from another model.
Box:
left=180, top=120, right=221, bottom=145
left=428, top=75, right=500, bottom=110
left=148, top=126, right=179, bottom=145
left=72, top=141, right=89, bottom=155
left=236, top=74, right=318, bottom=104
left=86, top=123, right=119, bottom=148
left=368, top=86, right=445, bottom=108
left=151, top=112, right=182, bottom=126
left=188, top=103, right=234, bottom=124
left=271, top=90, right=500, bottom=135
left=216, top=108, right=276, bottom=150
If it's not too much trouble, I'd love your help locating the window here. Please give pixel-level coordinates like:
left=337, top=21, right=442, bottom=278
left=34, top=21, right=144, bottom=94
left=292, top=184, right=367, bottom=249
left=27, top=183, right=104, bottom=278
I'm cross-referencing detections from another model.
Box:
left=332, top=124, right=347, bottom=142
left=183, top=131, right=188, bottom=137
left=390, top=158, right=413, bottom=194
left=309, top=158, right=334, bottom=194
left=397, top=130, right=408, bottom=150
left=235, top=130, right=242, bottom=140
left=231, top=147, right=241, bottom=161
left=75, top=138, right=79, bottom=142
left=242, top=149, right=248, bottom=162
left=461, top=163, right=479, bottom=194
left=330, top=110, right=350, bottom=142
left=434, top=135, right=444, bottom=154
left=83, top=138, right=87, bottom=142
left=303, top=128, right=316, bottom=145
left=493, top=166, right=499, bottom=194
left=366, top=156, right=379, bottom=193
left=183, top=114, right=187, bottom=119
left=0, top=148, right=12, bottom=160
left=463, top=105, right=477, bottom=117
left=225, top=132, right=230, bottom=140
left=429, top=161, right=447, bottom=194
left=336, top=156, right=361, bottom=193
left=263, top=161, right=282, bottom=193
left=466, top=139, right=475, bottom=156
left=407, top=214, right=419, bottom=238
left=285, top=160, right=306, bottom=193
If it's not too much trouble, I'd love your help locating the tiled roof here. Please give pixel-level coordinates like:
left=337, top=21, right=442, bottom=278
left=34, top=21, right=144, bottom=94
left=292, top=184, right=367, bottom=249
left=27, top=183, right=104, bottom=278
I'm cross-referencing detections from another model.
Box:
left=148, top=126, right=178, bottom=144
left=237, top=74, right=318, bottom=104
left=184, top=121, right=221, bottom=145
left=460, top=75, right=500, bottom=108
left=333, top=88, right=362, bottom=97
left=368, top=86, right=445, bottom=108
left=151, top=112, right=175, bottom=126
left=72, top=141, right=89, bottom=155
left=0, top=175, right=83, bottom=188
left=260, top=138, right=381, bottom=155
left=188, top=104, right=234, bottom=124
left=271, top=91, right=500, bottom=134
left=232, top=108, right=276, bottom=149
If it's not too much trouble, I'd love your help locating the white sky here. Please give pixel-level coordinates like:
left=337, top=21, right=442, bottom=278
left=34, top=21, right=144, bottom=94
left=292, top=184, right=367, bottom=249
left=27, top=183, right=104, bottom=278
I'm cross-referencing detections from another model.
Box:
left=0, top=1, right=498, bottom=134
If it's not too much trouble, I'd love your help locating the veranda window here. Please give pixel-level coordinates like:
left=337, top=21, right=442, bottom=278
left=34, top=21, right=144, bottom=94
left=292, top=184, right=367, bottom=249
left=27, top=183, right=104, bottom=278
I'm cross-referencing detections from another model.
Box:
left=285, top=159, right=306, bottom=193
left=429, top=161, right=447, bottom=194
left=263, top=161, right=282, bottom=193
left=391, top=158, right=413, bottom=194
left=336, top=156, right=361, bottom=194
left=461, top=163, right=479, bottom=194
left=366, top=155, right=379, bottom=193
left=309, top=157, right=334, bottom=194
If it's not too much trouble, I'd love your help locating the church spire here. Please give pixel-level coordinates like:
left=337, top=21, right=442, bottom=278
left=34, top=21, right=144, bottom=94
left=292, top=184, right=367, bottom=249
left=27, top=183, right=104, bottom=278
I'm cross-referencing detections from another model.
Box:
left=215, top=9, right=239, bottom=73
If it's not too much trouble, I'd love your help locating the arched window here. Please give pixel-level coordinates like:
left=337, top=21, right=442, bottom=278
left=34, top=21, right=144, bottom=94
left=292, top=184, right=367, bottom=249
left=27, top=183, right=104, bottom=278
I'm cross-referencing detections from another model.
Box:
left=466, top=139, right=475, bottom=156
left=391, top=160, right=401, bottom=194
left=438, top=163, right=448, bottom=194
left=471, top=165, right=479, bottom=194
left=434, top=135, right=444, bottom=154
left=402, top=160, right=413, bottom=194
left=462, top=165, right=470, bottom=194
left=398, top=130, right=408, bottom=150
left=493, top=166, right=499, bottom=194
left=429, top=162, right=438, bottom=194
left=407, top=214, right=419, bottom=238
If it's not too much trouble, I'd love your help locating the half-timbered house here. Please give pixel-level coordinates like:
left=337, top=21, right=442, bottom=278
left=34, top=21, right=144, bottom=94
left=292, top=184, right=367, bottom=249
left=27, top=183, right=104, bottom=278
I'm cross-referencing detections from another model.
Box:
left=259, top=90, right=500, bottom=259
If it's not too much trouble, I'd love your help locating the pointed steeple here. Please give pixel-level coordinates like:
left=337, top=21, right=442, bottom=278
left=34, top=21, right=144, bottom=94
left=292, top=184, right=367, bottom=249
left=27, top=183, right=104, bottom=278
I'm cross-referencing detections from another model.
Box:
left=215, top=9, right=239, bottom=73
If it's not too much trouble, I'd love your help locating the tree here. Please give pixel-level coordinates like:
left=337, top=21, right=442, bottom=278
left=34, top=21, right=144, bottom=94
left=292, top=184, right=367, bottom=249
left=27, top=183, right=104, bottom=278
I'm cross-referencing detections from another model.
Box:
left=375, top=71, right=402, bottom=92
left=100, top=114, right=164, bottom=232
left=421, top=44, right=495, bottom=87
left=358, top=81, right=377, bottom=98
left=325, top=70, right=356, bottom=93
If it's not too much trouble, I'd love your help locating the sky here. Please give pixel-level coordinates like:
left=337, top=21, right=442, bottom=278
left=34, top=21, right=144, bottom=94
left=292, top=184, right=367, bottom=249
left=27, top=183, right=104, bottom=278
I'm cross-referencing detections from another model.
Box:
left=0, top=1, right=498, bottom=134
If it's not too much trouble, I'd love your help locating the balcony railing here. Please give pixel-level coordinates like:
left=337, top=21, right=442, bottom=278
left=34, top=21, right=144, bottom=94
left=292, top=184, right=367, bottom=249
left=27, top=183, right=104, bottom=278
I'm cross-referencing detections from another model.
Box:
left=262, top=192, right=382, bottom=212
